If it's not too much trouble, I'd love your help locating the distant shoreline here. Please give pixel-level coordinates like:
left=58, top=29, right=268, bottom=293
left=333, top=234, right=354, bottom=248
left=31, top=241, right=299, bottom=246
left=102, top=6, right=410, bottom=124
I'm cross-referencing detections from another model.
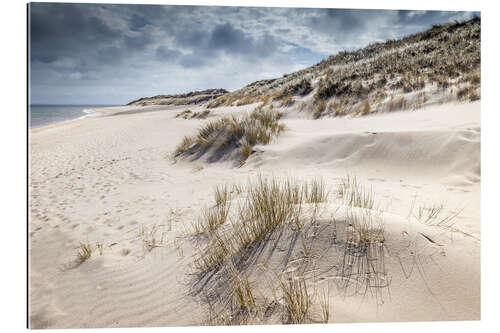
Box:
left=29, top=104, right=119, bottom=130
left=28, top=104, right=184, bottom=133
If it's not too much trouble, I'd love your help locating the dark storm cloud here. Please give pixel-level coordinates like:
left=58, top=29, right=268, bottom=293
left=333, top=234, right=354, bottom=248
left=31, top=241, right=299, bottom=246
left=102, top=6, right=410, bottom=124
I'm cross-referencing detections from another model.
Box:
left=155, top=46, right=182, bottom=61
left=176, top=22, right=279, bottom=58
left=30, top=4, right=121, bottom=50
left=154, top=20, right=280, bottom=68
left=129, top=13, right=151, bottom=31
left=211, top=23, right=251, bottom=52
left=305, top=8, right=478, bottom=48
left=98, top=46, right=123, bottom=65
left=310, top=8, right=378, bottom=33
left=180, top=54, right=209, bottom=68
left=175, top=29, right=208, bottom=49
left=124, top=33, right=154, bottom=51
left=28, top=3, right=479, bottom=104
left=30, top=3, right=125, bottom=71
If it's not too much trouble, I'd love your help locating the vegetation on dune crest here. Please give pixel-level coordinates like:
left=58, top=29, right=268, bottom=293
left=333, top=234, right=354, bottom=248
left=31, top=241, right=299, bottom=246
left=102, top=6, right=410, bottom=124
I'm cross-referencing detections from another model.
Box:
left=203, top=18, right=480, bottom=118
left=129, top=19, right=480, bottom=119
left=127, top=88, right=228, bottom=107
left=130, top=18, right=480, bottom=119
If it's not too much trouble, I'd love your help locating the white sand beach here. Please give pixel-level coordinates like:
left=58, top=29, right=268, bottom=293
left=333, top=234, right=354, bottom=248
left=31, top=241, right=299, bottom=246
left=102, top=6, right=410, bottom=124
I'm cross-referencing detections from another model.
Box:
left=28, top=101, right=480, bottom=328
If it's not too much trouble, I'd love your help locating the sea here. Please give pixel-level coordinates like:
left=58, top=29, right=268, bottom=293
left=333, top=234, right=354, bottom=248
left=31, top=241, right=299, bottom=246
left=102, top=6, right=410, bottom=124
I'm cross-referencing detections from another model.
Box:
left=29, top=105, right=117, bottom=128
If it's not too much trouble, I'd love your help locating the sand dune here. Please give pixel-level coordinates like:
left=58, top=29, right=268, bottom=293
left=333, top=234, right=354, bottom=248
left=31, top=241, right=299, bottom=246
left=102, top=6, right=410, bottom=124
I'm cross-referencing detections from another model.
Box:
left=255, top=103, right=480, bottom=179
left=28, top=101, right=480, bottom=328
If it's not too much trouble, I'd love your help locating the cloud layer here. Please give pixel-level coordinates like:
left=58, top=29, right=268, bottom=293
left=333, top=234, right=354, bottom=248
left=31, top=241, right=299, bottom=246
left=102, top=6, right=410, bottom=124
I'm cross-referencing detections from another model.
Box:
left=29, top=3, right=478, bottom=104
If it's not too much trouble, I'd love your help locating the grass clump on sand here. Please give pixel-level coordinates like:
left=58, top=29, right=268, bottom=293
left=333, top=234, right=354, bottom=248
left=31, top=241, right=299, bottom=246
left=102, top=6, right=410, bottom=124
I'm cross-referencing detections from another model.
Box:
left=194, top=177, right=328, bottom=326
left=176, top=109, right=193, bottom=119
left=194, top=177, right=327, bottom=273
left=228, top=265, right=257, bottom=312
left=193, top=174, right=468, bottom=325
left=456, top=86, right=480, bottom=102
left=194, top=176, right=394, bottom=325
left=313, top=100, right=327, bottom=119
left=303, top=178, right=328, bottom=204
left=76, top=242, right=92, bottom=263
left=191, top=110, right=211, bottom=119
left=214, top=184, right=231, bottom=206
left=176, top=136, right=195, bottom=155
left=280, top=276, right=311, bottom=324
left=240, top=142, right=253, bottom=165
left=413, top=202, right=464, bottom=232
left=236, top=95, right=257, bottom=106
left=387, top=96, right=408, bottom=111
left=232, top=178, right=303, bottom=247
left=337, top=175, right=375, bottom=209
left=191, top=185, right=232, bottom=234
left=192, top=201, right=231, bottom=234
left=280, top=96, right=295, bottom=107
left=340, top=208, right=387, bottom=298
left=139, top=224, right=165, bottom=253
left=174, top=107, right=285, bottom=163
left=417, top=203, right=444, bottom=225
left=359, top=99, right=371, bottom=116
left=345, top=209, right=385, bottom=247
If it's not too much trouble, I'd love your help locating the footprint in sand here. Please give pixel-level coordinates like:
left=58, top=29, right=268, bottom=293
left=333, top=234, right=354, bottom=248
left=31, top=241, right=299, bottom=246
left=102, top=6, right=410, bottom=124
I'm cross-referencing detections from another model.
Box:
left=400, top=184, right=421, bottom=189
left=447, top=187, right=470, bottom=193
left=368, top=177, right=386, bottom=182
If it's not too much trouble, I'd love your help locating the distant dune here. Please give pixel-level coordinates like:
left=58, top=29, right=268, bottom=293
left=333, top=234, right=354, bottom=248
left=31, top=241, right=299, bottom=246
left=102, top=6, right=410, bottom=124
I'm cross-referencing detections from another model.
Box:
left=130, top=18, right=480, bottom=118
left=127, top=88, right=229, bottom=107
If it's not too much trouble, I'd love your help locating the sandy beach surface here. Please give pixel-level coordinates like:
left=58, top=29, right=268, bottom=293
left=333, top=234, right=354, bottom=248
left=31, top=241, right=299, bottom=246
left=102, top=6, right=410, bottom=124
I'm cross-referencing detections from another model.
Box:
left=28, top=101, right=480, bottom=328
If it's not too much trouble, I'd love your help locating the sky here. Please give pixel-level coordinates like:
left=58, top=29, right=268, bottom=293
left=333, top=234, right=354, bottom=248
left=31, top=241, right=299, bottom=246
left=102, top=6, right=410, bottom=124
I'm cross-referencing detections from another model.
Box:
left=28, top=3, right=479, bottom=105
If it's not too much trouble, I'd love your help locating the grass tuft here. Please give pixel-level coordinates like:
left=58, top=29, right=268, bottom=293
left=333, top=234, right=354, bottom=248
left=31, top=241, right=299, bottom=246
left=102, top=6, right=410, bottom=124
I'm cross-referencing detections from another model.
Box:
left=76, top=242, right=92, bottom=263
left=174, top=107, right=285, bottom=163
left=303, top=178, right=328, bottom=203
left=360, top=99, right=371, bottom=115
left=340, top=208, right=387, bottom=297
left=176, top=109, right=193, bottom=119
left=214, top=184, right=231, bottom=206
left=175, top=136, right=195, bottom=156
left=337, top=175, right=375, bottom=209
left=280, top=96, right=295, bottom=107
left=279, top=276, right=311, bottom=324
left=139, top=224, right=165, bottom=253
left=313, top=101, right=326, bottom=119
left=417, top=204, right=443, bottom=224
left=194, top=177, right=327, bottom=273
left=229, top=265, right=257, bottom=311
left=319, top=287, right=330, bottom=324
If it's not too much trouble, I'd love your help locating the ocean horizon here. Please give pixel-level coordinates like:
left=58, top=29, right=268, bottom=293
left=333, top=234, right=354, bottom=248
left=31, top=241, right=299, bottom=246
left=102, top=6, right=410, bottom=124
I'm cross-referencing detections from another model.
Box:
left=29, top=104, right=119, bottom=128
